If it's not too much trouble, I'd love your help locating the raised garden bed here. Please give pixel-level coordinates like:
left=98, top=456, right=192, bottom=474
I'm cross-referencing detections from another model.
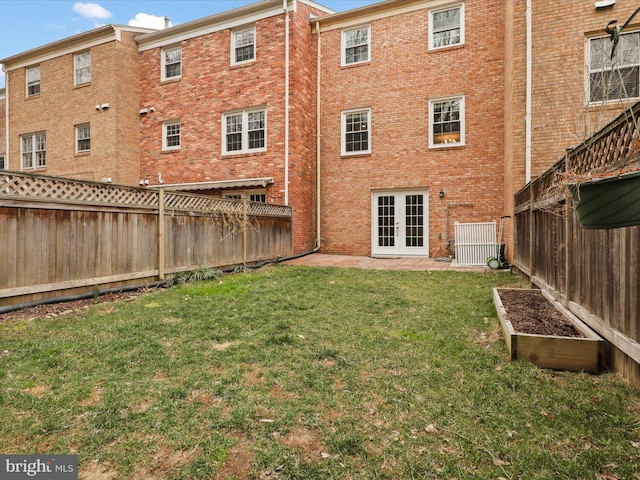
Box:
left=493, top=288, right=604, bottom=372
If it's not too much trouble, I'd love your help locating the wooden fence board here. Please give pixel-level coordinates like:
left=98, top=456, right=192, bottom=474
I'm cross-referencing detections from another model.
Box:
left=0, top=172, right=292, bottom=308
left=514, top=102, right=640, bottom=384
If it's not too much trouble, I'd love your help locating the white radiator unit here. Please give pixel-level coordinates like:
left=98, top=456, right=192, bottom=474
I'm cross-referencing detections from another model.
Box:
left=454, top=221, right=497, bottom=266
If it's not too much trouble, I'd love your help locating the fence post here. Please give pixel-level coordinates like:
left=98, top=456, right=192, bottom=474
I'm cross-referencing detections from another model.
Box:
left=529, top=183, right=534, bottom=280
left=242, top=200, right=248, bottom=265
left=158, top=188, right=165, bottom=279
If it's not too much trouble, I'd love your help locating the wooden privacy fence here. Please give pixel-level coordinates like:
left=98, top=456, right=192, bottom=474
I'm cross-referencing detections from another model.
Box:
left=514, top=102, right=640, bottom=383
left=0, top=172, right=293, bottom=308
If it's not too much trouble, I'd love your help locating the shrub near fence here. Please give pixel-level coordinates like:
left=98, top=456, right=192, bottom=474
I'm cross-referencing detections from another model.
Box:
left=514, top=102, right=640, bottom=385
left=0, top=172, right=293, bottom=308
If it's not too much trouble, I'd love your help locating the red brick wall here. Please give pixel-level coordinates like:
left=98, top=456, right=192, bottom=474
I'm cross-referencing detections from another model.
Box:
left=139, top=5, right=326, bottom=253
left=0, top=92, right=6, bottom=161
left=506, top=1, right=640, bottom=187
left=6, top=31, right=141, bottom=184
left=503, top=0, right=639, bottom=255
left=317, top=0, right=506, bottom=256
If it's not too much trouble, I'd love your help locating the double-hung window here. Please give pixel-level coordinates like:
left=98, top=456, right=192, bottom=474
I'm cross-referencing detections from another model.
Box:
left=74, top=51, right=91, bottom=85
left=342, top=108, right=371, bottom=155
left=589, top=31, right=640, bottom=103
left=76, top=124, right=91, bottom=153
left=223, top=109, right=266, bottom=154
left=163, top=121, right=181, bottom=150
left=430, top=4, right=464, bottom=50
left=430, top=96, right=465, bottom=147
left=21, top=133, right=47, bottom=170
left=342, top=25, right=370, bottom=65
left=162, top=45, right=182, bottom=80
left=232, top=26, right=256, bottom=65
left=27, top=66, right=40, bottom=97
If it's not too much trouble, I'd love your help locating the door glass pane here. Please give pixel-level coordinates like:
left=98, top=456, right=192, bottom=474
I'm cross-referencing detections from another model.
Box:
left=378, top=196, right=395, bottom=247
left=405, top=194, right=424, bottom=247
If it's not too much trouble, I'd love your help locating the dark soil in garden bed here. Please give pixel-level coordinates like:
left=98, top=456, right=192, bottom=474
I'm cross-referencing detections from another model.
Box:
left=0, top=289, right=158, bottom=323
left=498, top=290, right=583, bottom=337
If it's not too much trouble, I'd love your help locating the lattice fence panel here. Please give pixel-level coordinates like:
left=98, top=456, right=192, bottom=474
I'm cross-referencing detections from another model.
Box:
left=1, top=172, right=158, bottom=207
left=1, top=172, right=292, bottom=218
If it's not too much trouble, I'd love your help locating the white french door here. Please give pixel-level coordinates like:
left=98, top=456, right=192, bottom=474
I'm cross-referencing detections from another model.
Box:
left=372, top=190, right=429, bottom=256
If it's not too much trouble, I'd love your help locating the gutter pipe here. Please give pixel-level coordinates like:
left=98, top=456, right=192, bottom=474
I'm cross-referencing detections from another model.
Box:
left=525, top=0, right=532, bottom=183
left=3, top=64, right=8, bottom=168
left=315, top=20, right=322, bottom=249
left=284, top=0, right=290, bottom=205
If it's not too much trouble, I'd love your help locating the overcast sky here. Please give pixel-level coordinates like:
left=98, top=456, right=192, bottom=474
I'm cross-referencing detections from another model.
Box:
left=0, top=0, right=376, bottom=88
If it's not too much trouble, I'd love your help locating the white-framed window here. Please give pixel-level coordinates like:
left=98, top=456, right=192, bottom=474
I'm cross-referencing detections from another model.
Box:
left=21, top=132, right=47, bottom=170
left=223, top=189, right=267, bottom=202
left=589, top=31, right=640, bottom=103
left=342, top=25, right=370, bottom=66
left=430, top=96, right=465, bottom=147
left=76, top=124, right=91, bottom=153
left=222, top=108, right=266, bottom=154
left=74, top=51, right=91, bottom=85
left=429, top=4, right=464, bottom=50
left=163, top=121, right=181, bottom=150
left=162, top=45, right=182, bottom=80
left=0, top=154, right=6, bottom=170
left=26, top=66, right=40, bottom=97
left=232, top=26, right=256, bottom=65
left=342, top=108, right=371, bottom=155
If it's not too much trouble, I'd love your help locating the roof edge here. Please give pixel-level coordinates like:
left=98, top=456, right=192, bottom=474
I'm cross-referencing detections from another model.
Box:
left=0, top=25, right=156, bottom=67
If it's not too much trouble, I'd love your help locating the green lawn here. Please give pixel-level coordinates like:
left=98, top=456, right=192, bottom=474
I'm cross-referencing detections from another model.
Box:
left=1, top=265, right=639, bottom=479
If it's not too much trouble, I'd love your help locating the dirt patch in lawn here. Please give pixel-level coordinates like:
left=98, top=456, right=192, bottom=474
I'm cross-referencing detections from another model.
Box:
left=275, top=427, right=327, bottom=462
left=0, top=289, right=159, bottom=323
left=498, top=290, right=582, bottom=337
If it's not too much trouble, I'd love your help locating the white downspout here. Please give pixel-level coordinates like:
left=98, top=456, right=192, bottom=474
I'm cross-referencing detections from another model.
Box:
left=2, top=65, right=9, bottom=169
left=284, top=0, right=290, bottom=205
left=315, top=20, right=322, bottom=249
left=525, top=0, right=532, bottom=183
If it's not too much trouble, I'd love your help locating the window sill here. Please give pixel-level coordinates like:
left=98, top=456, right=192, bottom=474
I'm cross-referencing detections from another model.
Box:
left=74, top=82, right=91, bottom=89
left=75, top=152, right=91, bottom=157
left=26, top=94, right=41, bottom=100
left=428, top=43, right=465, bottom=54
left=161, top=77, right=182, bottom=85
left=341, top=61, right=370, bottom=69
left=341, top=152, right=371, bottom=159
left=162, top=148, right=181, bottom=154
left=587, top=99, right=639, bottom=111
left=230, top=60, right=256, bottom=70
left=429, top=143, right=465, bottom=150
left=221, top=150, right=267, bottom=158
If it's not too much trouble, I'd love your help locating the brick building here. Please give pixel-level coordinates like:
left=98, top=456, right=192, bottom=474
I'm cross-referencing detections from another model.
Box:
left=1, top=0, right=637, bottom=256
left=0, top=25, right=153, bottom=183
left=135, top=0, right=331, bottom=253
left=503, top=0, right=640, bottom=253
left=0, top=88, right=5, bottom=169
left=315, top=0, right=505, bottom=257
